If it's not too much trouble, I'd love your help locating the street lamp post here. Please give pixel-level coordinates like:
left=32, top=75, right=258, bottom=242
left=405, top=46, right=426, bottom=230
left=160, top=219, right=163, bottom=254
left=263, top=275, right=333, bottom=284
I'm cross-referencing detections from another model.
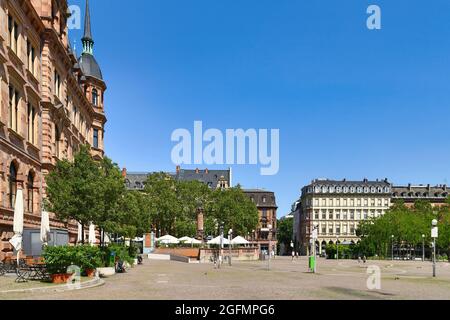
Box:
left=228, top=229, right=233, bottom=266
left=219, top=224, right=224, bottom=269
left=267, top=224, right=272, bottom=271
left=431, top=219, right=438, bottom=278
left=336, top=236, right=339, bottom=261
left=391, top=235, right=394, bottom=261
left=422, top=234, right=425, bottom=262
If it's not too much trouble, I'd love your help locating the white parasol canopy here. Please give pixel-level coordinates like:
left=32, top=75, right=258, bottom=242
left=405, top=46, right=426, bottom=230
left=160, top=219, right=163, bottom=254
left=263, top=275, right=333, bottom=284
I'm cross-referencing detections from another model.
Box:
left=40, top=211, right=51, bottom=245
left=207, top=236, right=230, bottom=245
left=88, top=223, right=96, bottom=245
left=156, top=235, right=179, bottom=244
left=179, top=236, right=202, bottom=245
left=9, top=189, right=24, bottom=264
left=231, top=236, right=250, bottom=245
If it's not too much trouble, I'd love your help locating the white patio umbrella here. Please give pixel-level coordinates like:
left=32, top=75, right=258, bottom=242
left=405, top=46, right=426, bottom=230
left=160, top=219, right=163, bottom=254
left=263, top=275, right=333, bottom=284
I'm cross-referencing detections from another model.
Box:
left=40, top=211, right=51, bottom=246
left=231, top=236, right=250, bottom=246
left=104, top=232, right=111, bottom=244
left=179, top=236, right=202, bottom=246
left=178, top=236, right=194, bottom=243
left=77, top=222, right=83, bottom=243
left=9, top=189, right=24, bottom=265
left=207, top=236, right=230, bottom=246
left=88, top=223, right=96, bottom=245
left=156, top=235, right=179, bottom=244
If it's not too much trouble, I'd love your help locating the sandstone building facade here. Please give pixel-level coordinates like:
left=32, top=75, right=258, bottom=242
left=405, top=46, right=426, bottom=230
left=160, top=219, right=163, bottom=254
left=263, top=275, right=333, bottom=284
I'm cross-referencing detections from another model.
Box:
left=0, top=0, right=106, bottom=260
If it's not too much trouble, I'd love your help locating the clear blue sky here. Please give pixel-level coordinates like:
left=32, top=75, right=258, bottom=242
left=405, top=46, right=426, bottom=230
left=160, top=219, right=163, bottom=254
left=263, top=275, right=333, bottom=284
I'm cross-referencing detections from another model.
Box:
left=70, top=0, right=450, bottom=217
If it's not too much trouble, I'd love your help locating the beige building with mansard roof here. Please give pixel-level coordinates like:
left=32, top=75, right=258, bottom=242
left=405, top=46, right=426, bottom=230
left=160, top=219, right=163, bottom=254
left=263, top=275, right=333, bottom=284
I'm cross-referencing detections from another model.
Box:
left=0, top=0, right=106, bottom=260
left=296, top=179, right=391, bottom=256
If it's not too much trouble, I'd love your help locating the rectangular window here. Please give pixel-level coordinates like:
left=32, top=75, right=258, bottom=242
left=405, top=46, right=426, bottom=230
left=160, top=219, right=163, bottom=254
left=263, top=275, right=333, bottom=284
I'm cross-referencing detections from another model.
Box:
left=314, top=210, right=319, bottom=220
left=54, top=71, right=61, bottom=97
left=364, top=199, right=368, bottom=207
left=328, top=210, right=333, bottom=220
left=357, top=199, right=361, bottom=206
left=8, top=15, right=19, bottom=54
left=350, top=210, right=355, bottom=220
left=336, top=199, right=340, bottom=207
left=336, top=210, right=341, bottom=220
left=9, top=86, right=19, bottom=131
left=322, top=199, right=326, bottom=206
left=93, top=129, right=99, bottom=148
left=27, top=103, right=36, bottom=144
left=27, top=40, right=36, bottom=75
left=314, top=199, right=319, bottom=207
left=343, top=210, right=348, bottom=220
left=378, top=199, right=382, bottom=206
left=364, top=210, right=369, bottom=220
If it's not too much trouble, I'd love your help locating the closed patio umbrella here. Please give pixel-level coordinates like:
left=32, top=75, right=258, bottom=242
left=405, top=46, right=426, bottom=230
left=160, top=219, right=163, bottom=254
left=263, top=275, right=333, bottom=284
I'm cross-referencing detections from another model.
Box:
left=9, top=189, right=24, bottom=265
left=88, top=223, right=96, bottom=245
left=77, top=222, right=84, bottom=243
left=40, top=211, right=51, bottom=246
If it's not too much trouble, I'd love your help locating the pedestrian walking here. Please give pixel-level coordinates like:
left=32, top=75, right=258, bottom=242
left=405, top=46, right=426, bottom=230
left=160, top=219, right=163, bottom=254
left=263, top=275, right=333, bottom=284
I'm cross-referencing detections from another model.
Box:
left=292, top=250, right=295, bottom=261
left=363, top=255, right=367, bottom=264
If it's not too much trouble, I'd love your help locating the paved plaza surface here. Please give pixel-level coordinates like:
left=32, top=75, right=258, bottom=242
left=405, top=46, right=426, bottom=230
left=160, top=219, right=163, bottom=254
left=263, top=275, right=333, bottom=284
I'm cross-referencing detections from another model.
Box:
left=1, top=257, right=449, bottom=300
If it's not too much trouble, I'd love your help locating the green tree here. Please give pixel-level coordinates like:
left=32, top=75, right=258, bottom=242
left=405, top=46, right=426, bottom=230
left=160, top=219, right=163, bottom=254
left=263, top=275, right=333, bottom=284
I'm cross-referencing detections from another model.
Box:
left=206, top=186, right=259, bottom=236
left=277, top=218, right=293, bottom=254
left=46, top=145, right=103, bottom=243
left=96, top=157, right=127, bottom=245
left=144, top=173, right=180, bottom=236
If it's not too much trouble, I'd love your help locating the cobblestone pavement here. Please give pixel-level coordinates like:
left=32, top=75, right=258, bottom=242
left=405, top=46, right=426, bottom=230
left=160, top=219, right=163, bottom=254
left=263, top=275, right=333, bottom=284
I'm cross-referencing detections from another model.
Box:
left=1, top=257, right=449, bottom=300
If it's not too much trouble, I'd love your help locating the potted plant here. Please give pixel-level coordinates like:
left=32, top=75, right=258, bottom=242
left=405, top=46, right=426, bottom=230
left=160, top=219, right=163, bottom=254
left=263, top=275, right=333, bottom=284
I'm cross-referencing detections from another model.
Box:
left=43, top=246, right=76, bottom=284
left=76, top=245, right=102, bottom=278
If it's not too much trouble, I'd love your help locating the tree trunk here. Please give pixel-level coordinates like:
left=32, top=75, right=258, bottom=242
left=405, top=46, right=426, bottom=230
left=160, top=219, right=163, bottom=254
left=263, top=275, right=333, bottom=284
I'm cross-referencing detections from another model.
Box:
left=81, top=224, right=85, bottom=245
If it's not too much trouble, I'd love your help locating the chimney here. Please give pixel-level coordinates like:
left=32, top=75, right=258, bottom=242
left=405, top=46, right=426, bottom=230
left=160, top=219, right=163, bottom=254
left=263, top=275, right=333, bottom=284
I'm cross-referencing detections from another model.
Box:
left=176, top=165, right=180, bottom=174
left=121, top=168, right=127, bottom=178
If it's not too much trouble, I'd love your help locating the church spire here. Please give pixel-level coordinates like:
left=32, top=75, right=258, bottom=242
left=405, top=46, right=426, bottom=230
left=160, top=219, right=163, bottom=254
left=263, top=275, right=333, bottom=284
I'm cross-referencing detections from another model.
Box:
left=82, top=0, right=94, bottom=55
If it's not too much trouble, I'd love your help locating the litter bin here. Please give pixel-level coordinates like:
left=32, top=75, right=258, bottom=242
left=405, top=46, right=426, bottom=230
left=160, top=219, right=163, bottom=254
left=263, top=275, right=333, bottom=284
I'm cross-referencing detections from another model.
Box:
left=309, top=256, right=315, bottom=271
left=110, top=251, right=116, bottom=267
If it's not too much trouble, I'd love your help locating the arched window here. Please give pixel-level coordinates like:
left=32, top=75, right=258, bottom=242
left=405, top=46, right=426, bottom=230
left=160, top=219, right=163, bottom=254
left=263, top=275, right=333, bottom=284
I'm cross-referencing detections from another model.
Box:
left=92, top=89, right=98, bottom=106
left=27, top=172, right=34, bottom=213
left=9, top=163, right=17, bottom=208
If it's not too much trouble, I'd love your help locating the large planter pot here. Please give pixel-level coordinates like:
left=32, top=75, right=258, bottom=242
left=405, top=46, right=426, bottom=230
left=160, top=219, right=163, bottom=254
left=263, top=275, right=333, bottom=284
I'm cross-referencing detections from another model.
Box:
left=85, top=269, right=96, bottom=278
left=51, top=273, right=72, bottom=284
left=97, top=267, right=115, bottom=278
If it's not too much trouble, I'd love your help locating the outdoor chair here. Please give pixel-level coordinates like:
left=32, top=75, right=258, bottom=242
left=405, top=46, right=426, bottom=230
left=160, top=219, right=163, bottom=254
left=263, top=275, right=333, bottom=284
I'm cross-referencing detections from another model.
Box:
left=15, top=258, right=49, bottom=283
